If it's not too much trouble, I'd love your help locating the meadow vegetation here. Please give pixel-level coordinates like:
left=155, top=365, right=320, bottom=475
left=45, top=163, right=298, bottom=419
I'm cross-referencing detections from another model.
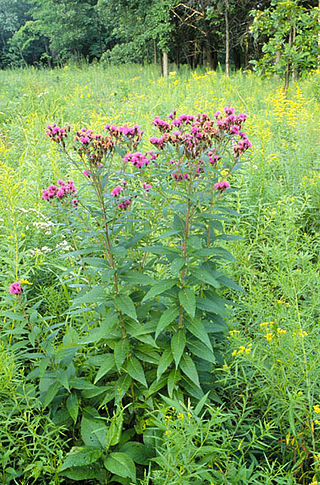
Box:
left=0, top=64, right=319, bottom=484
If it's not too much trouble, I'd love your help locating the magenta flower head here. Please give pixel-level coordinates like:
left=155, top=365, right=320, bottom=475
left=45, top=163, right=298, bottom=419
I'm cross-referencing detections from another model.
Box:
left=9, top=282, right=23, bottom=295
left=143, top=183, right=152, bottom=191
left=214, top=181, right=230, bottom=192
left=111, top=186, right=123, bottom=197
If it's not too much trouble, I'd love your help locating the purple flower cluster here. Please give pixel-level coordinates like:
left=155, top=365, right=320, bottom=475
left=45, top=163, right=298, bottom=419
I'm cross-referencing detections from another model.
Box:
left=9, top=282, right=23, bottom=295
left=110, top=180, right=131, bottom=210
left=150, top=109, right=251, bottom=161
left=233, top=132, right=252, bottom=158
left=123, top=152, right=152, bottom=168
left=46, top=123, right=71, bottom=147
left=118, top=199, right=131, bottom=210
left=42, top=179, right=76, bottom=202
left=74, top=128, right=114, bottom=165
left=104, top=124, right=144, bottom=149
left=214, top=181, right=230, bottom=192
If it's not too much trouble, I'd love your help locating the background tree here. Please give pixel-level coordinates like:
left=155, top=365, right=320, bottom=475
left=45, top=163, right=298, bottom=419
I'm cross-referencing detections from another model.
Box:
left=251, top=0, right=320, bottom=93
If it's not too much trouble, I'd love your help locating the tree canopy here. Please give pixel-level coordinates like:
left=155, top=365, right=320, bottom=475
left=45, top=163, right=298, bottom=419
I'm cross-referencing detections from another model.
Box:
left=0, top=0, right=318, bottom=75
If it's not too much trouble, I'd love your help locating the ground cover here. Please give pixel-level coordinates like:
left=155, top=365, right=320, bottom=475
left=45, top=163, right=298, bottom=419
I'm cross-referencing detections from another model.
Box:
left=0, top=64, right=319, bottom=484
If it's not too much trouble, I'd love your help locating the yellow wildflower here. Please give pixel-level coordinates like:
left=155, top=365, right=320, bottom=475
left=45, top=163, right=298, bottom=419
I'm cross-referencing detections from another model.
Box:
left=20, top=279, right=33, bottom=285
left=229, top=330, right=240, bottom=336
left=314, top=405, right=320, bottom=414
left=265, top=332, right=274, bottom=342
left=177, top=413, right=184, bottom=420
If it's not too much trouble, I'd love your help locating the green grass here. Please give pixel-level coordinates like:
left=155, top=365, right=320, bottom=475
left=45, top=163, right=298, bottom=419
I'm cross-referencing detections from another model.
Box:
left=0, top=64, right=319, bottom=484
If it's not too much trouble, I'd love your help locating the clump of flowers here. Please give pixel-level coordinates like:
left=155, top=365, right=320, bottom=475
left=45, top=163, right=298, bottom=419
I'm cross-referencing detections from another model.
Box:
left=123, top=152, right=152, bottom=168
left=42, top=179, right=76, bottom=202
left=104, top=123, right=144, bottom=150
left=45, top=123, right=71, bottom=148
left=149, top=108, right=251, bottom=187
left=9, top=282, right=23, bottom=295
left=214, top=181, right=230, bottom=192
left=73, top=128, right=114, bottom=165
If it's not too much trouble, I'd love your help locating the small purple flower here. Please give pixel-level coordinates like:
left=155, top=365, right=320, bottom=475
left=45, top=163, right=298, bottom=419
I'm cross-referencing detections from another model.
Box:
left=214, top=181, right=230, bottom=192
left=111, top=186, right=123, bottom=197
left=9, top=282, right=23, bottom=295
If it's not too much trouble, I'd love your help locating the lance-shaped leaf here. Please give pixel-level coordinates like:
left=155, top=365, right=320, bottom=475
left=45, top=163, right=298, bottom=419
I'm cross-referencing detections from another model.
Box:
left=171, top=329, right=186, bottom=368
left=179, top=288, right=196, bottom=318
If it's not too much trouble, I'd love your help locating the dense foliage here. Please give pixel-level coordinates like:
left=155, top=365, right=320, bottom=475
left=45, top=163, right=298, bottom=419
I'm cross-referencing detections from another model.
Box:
left=0, top=0, right=319, bottom=75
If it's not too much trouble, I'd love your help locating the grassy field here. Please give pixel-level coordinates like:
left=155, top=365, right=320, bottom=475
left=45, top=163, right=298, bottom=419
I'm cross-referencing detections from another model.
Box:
left=0, top=64, right=320, bottom=484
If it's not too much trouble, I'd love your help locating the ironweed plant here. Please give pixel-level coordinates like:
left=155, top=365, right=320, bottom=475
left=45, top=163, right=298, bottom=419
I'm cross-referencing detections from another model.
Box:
left=8, top=107, right=251, bottom=483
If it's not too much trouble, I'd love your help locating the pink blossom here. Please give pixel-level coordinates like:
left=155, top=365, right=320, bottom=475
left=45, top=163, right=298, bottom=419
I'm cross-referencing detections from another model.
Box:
left=214, top=181, right=230, bottom=192
left=118, top=199, right=131, bottom=210
left=143, top=183, right=152, bottom=191
left=83, top=170, right=92, bottom=177
left=111, top=186, right=123, bottom=197
left=9, top=282, right=23, bottom=295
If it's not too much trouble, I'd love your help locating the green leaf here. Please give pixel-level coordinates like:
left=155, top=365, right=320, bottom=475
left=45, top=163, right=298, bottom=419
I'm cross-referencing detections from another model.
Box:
left=115, top=295, right=137, bottom=321
left=186, top=318, right=212, bottom=349
left=179, top=288, right=196, bottom=318
left=142, top=279, right=177, bottom=303
left=167, top=368, right=180, bottom=397
left=121, top=270, right=155, bottom=286
left=114, top=374, right=132, bottom=404
left=79, top=316, right=119, bottom=344
left=41, top=381, right=60, bottom=408
left=192, top=265, right=220, bottom=288
left=155, top=307, right=179, bottom=339
left=217, top=274, right=244, bottom=292
left=107, top=411, right=123, bottom=447
left=171, top=257, right=185, bottom=274
left=104, top=452, right=136, bottom=481
left=120, top=442, right=154, bottom=465
left=71, top=286, right=106, bottom=308
left=114, top=339, right=130, bottom=371
left=94, top=354, right=115, bottom=384
left=180, top=354, right=201, bottom=388
left=140, top=245, right=179, bottom=255
left=171, top=329, right=186, bottom=368
left=66, top=393, right=79, bottom=423
left=157, top=348, right=173, bottom=380
left=60, top=447, right=103, bottom=471
left=187, top=339, right=216, bottom=363
left=61, top=465, right=105, bottom=481
left=81, top=415, right=108, bottom=448
left=196, top=247, right=235, bottom=261
left=194, top=392, right=210, bottom=416
left=126, top=356, right=147, bottom=387
left=196, top=297, right=227, bottom=317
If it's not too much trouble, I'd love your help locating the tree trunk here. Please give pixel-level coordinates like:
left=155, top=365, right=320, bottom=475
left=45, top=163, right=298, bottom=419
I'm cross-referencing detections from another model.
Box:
left=45, top=42, right=52, bottom=69
left=292, top=27, right=297, bottom=82
left=244, top=36, right=249, bottom=70
left=225, top=0, right=230, bottom=77
left=154, top=40, right=157, bottom=65
left=284, top=27, right=293, bottom=95
left=163, top=51, right=168, bottom=78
